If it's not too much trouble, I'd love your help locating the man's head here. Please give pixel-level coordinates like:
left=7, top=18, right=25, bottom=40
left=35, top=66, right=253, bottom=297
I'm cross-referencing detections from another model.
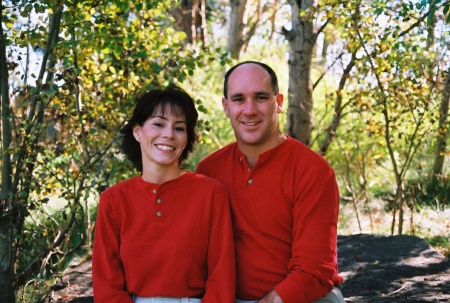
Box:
left=222, top=61, right=284, bottom=152
left=223, top=61, right=279, bottom=99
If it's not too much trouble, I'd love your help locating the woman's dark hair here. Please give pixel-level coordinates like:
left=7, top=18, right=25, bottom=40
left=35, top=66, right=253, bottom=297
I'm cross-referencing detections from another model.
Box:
left=223, top=61, right=279, bottom=98
left=121, top=85, right=198, bottom=172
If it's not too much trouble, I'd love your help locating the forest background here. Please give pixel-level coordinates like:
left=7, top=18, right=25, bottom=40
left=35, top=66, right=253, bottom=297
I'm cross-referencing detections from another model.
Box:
left=1, top=0, right=449, bottom=302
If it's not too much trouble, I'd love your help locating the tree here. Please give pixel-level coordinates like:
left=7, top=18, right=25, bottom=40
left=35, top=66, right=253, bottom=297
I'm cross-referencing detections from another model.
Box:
left=227, top=0, right=248, bottom=58
left=431, top=0, right=450, bottom=186
left=1, top=1, right=14, bottom=301
left=433, top=68, right=449, bottom=181
left=285, top=0, right=321, bottom=146
left=171, top=0, right=209, bottom=45
left=1, top=1, right=208, bottom=301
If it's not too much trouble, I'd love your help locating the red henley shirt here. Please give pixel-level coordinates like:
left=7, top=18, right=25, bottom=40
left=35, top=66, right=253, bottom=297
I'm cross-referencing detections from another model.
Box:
left=196, top=136, right=343, bottom=303
left=92, top=172, right=235, bottom=303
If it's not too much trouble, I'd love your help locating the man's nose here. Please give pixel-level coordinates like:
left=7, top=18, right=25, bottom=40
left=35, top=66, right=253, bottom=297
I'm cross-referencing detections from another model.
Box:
left=242, top=99, right=257, bottom=114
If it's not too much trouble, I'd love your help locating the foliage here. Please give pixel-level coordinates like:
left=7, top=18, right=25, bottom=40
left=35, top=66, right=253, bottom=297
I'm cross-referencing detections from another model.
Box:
left=2, top=0, right=213, bottom=301
left=305, top=0, right=450, bottom=235
left=1, top=0, right=449, bottom=301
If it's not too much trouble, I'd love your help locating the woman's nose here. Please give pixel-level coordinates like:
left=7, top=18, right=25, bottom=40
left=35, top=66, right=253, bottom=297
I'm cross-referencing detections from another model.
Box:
left=162, top=126, right=174, bottom=138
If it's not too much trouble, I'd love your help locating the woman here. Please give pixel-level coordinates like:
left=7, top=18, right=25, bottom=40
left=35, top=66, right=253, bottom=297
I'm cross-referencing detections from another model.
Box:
left=92, top=86, right=235, bottom=303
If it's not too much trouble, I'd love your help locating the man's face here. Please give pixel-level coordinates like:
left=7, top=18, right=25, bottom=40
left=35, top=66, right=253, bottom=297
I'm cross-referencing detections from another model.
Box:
left=222, top=64, right=283, bottom=149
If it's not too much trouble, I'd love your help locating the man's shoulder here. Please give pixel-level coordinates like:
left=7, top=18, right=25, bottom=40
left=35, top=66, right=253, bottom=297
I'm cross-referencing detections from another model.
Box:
left=199, top=142, right=237, bottom=163
left=283, top=136, right=334, bottom=169
left=196, top=142, right=237, bottom=175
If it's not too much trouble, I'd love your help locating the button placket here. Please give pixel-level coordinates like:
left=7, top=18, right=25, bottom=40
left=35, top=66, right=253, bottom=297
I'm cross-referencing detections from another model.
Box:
left=239, top=156, right=254, bottom=185
left=155, top=196, right=163, bottom=218
left=150, top=186, right=165, bottom=220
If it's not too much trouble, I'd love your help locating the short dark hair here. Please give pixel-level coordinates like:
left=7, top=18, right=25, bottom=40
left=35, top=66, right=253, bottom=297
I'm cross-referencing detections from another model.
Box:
left=121, top=85, right=198, bottom=171
left=223, top=61, right=279, bottom=98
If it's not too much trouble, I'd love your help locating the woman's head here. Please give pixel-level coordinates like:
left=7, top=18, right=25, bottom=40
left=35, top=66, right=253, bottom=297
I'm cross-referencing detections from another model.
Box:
left=121, top=85, right=198, bottom=171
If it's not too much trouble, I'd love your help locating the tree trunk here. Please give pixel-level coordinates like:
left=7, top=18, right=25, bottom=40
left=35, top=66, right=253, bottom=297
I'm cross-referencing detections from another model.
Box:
left=432, top=67, right=450, bottom=180
left=286, top=0, right=318, bottom=146
left=199, top=0, right=208, bottom=46
left=228, top=0, right=248, bottom=59
left=171, top=0, right=208, bottom=46
left=172, top=0, right=195, bottom=44
left=319, top=51, right=356, bottom=155
left=0, top=3, right=15, bottom=302
left=428, top=0, right=448, bottom=189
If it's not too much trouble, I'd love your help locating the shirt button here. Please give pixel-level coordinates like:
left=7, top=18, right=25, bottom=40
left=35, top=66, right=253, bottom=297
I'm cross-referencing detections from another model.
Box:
left=152, top=189, right=157, bottom=194
left=156, top=198, right=162, bottom=204
left=247, top=168, right=251, bottom=172
left=248, top=179, right=253, bottom=184
left=156, top=211, right=162, bottom=217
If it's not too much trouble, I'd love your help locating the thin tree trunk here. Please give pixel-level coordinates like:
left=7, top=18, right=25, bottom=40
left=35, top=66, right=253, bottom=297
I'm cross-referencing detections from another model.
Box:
left=0, top=6, right=63, bottom=300
left=425, top=0, right=448, bottom=186
left=172, top=1, right=194, bottom=44
left=286, top=0, right=318, bottom=146
left=199, top=0, right=208, bottom=46
left=190, top=0, right=199, bottom=42
left=319, top=51, right=356, bottom=155
left=0, top=3, right=15, bottom=302
left=228, top=0, right=248, bottom=59
left=432, top=68, right=449, bottom=181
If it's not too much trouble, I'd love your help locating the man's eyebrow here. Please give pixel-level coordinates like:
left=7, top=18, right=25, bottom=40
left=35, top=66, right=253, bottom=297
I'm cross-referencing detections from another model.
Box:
left=229, top=93, right=244, bottom=99
left=229, top=91, right=271, bottom=98
left=255, top=91, right=271, bottom=96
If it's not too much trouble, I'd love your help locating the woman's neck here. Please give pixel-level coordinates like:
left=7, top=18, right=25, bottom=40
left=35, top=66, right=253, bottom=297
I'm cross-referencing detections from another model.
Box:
left=141, top=164, right=185, bottom=185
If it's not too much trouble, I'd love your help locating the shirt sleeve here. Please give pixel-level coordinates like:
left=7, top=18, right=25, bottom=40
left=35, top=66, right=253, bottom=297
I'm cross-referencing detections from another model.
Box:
left=201, top=183, right=236, bottom=303
left=92, top=191, right=134, bottom=303
left=274, top=167, right=342, bottom=303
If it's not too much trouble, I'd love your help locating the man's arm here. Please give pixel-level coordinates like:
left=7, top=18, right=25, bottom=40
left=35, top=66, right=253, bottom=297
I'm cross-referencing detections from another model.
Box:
left=273, top=162, right=342, bottom=303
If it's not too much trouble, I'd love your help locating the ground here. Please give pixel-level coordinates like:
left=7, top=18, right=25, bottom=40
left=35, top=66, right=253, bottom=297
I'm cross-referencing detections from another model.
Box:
left=42, top=234, right=450, bottom=303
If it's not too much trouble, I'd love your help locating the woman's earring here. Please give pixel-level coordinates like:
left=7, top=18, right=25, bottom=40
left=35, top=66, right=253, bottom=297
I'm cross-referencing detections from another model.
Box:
left=136, top=137, right=140, bottom=142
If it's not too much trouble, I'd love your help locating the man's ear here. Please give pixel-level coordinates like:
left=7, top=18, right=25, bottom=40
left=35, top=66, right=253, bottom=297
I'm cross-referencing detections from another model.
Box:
left=222, top=97, right=230, bottom=117
left=276, top=93, right=284, bottom=113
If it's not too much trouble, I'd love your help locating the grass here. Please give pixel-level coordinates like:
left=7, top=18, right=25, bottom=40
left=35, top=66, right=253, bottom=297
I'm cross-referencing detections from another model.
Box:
left=338, top=200, right=450, bottom=257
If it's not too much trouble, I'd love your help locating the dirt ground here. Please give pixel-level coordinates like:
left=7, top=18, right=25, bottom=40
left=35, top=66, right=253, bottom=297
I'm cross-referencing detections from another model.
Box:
left=42, top=234, right=450, bottom=303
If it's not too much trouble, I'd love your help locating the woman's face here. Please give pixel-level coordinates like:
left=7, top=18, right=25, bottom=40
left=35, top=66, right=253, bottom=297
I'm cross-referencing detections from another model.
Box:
left=133, top=105, right=188, bottom=170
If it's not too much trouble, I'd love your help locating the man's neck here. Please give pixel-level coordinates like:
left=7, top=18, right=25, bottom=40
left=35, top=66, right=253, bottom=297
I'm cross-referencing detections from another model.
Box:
left=238, top=133, right=287, bottom=168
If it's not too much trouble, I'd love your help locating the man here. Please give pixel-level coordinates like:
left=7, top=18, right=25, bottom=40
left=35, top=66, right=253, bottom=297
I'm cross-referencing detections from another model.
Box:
left=196, top=61, right=344, bottom=303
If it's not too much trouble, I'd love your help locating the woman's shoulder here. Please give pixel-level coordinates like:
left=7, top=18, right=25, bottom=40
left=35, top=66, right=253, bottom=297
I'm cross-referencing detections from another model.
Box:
left=100, top=176, right=141, bottom=196
left=189, top=171, right=228, bottom=190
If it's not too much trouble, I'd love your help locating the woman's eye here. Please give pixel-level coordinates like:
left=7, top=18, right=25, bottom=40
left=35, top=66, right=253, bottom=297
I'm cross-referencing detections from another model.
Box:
left=153, top=123, right=164, bottom=127
left=175, top=126, right=186, bottom=132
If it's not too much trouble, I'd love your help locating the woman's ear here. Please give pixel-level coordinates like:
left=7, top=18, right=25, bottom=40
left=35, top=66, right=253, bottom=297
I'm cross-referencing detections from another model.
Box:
left=133, top=125, right=141, bottom=142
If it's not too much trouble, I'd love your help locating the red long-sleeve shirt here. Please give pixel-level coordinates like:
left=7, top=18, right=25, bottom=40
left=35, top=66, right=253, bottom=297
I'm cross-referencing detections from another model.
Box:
left=196, top=136, right=343, bottom=303
left=92, top=172, right=235, bottom=303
